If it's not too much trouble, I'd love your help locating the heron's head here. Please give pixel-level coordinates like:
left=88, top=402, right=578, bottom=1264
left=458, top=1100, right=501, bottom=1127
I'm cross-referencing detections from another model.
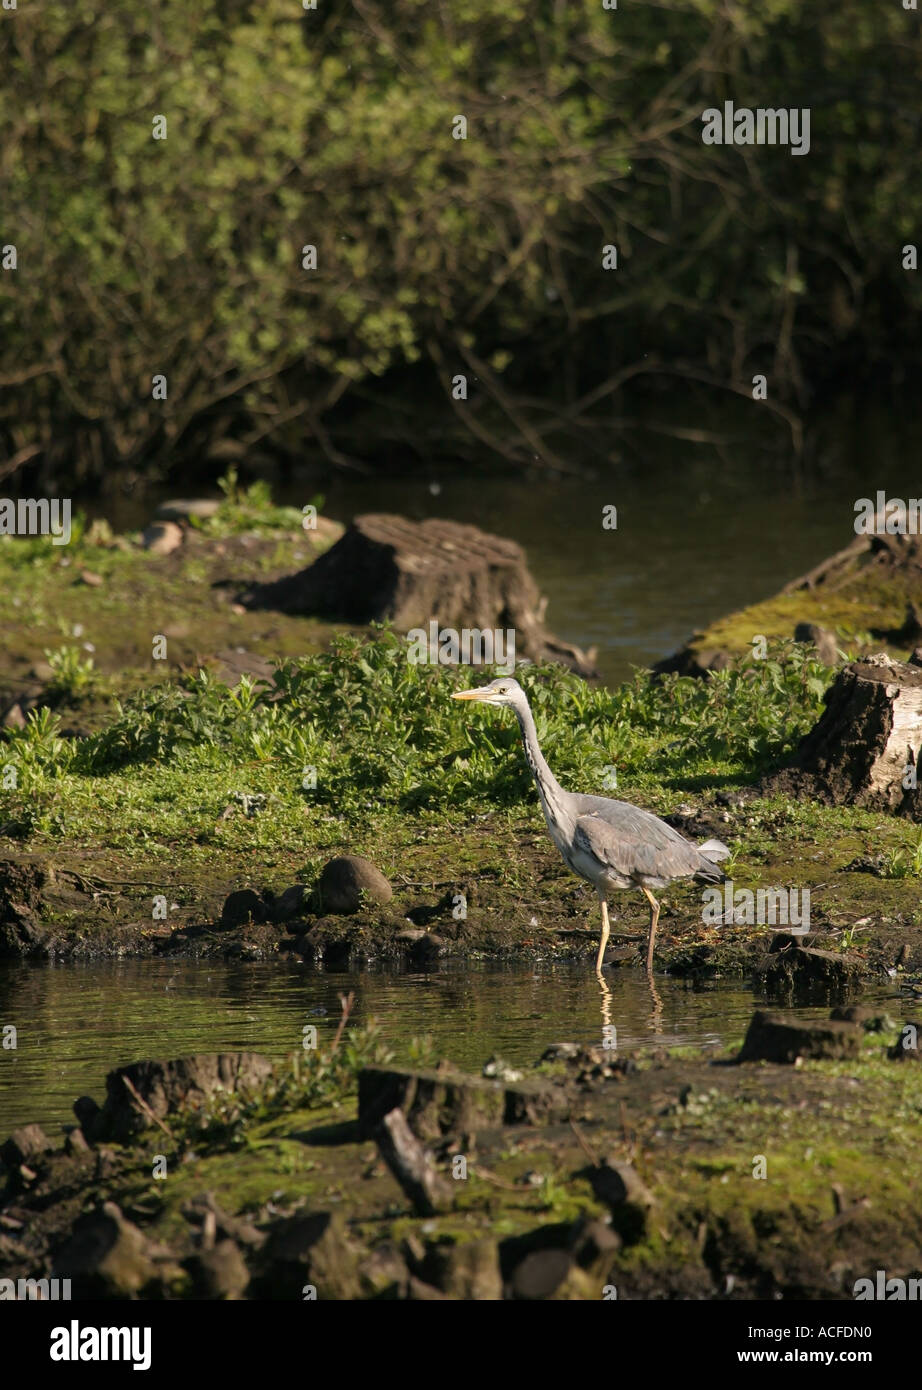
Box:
left=452, top=676, right=525, bottom=709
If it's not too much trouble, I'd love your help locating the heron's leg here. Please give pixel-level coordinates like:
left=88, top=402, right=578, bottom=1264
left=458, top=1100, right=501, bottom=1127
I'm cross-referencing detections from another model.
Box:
left=640, top=887, right=660, bottom=973
left=595, top=896, right=611, bottom=974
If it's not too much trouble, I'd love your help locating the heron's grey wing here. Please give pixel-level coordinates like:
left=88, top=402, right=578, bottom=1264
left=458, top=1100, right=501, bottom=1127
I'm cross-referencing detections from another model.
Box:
left=572, top=800, right=704, bottom=883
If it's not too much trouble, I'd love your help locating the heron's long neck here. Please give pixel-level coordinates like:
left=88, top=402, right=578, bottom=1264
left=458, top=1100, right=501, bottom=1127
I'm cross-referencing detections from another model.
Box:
left=514, top=701, right=572, bottom=831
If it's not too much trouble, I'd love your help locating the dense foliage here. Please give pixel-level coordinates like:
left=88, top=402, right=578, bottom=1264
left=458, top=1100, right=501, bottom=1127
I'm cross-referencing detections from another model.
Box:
left=2, top=631, right=831, bottom=827
left=2, top=0, right=919, bottom=483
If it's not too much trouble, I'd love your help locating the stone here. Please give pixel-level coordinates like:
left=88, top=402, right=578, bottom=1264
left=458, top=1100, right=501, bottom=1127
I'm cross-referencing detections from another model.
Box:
left=358, top=1244, right=410, bottom=1299
left=426, top=1239, right=503, bottom=1300
left=794, top=622, right=839, bottom=666
left=737, top=1010, right=861, bottom=1064
left=0, top=1124, right=52, bottom=1169
left=272, top=884, right=306, bottom=923
left=510, top=1247, right=573, bottom=1300
left=186, top=1240, right=250, bottom=1299
left=52, top=1202, right=158, bottom=1297
left=587, top=1159, right=655, bottom=1242
left=220, top=889, right=268, bottom=926
left=140, top=520, right=183, bottom=555
left=1, top=703, right=26, bottom=729
left=64, top=1127, right=91, bottom=1156
left=253, top=1211, right=360, bottom=1300
left=314, top=856, right=392, bottom=915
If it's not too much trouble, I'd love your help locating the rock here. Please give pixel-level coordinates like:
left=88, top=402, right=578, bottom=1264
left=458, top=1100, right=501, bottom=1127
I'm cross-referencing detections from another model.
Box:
left=737, top=1010, right=861, bottom=1064
left=358, top=1244, right=410, bottom=1299
left=253, top=1211, right=361, bottom=1300
left=314, top=856, right=392, bottom=915
left=155, top=498, right=221, bottom=523
left=407, top=932, right=447, bottom=964
left=78, top=568, right=103, bottom=587
left=794, top=622, right=839, bottom=666
left=64, top=1127, right=91, bottom=1156
left=209, top=649, right=277, bottom=687
left=426, top=1239, right=503, bottom=1300
left=272, top=884, right=306, bottom=923
left=587, top=1160, right=655, bottom=1242
left=0, top=1124, right=52, bottom=1169
left=141, top=520, right=183, bottom=555
left=762, top=656, right=922, bottom=816
left=358, top=1064, right=570, bottom=1141
left=510, top=1248, right=573, bottom=1300
left=29, top=660, right=55, bottom=682
left=482, top=1055, right=523, bottom=1083
left=569, top=1217, right=621, bottom=1271
left=1, top=702, right=26, bottom=729
left=186, top=1240, right=250, bottom=1299
left=52, top=1202, right=158, bottom=1297
left=220, top=889, right=268, bottom=926
left=541, top=1042, right=581, bottom=1061
left=83, top=1053, right=273, bottom=1143
left=246, top=513, right=597, bottom=676
left=652, top=645, right=732, bottom=678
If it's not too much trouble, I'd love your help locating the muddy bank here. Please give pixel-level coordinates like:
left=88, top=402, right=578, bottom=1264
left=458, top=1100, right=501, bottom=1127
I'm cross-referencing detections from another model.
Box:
left=1, top=1009, right=919, bottom=1300
left=1, top=836, right=918, bottom=1000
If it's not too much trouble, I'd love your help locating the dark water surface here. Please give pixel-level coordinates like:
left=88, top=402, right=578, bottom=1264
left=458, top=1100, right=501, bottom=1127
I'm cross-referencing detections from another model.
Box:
left=90, top=400, right=916, bottom=686
left=0, top=959, right=904, bottom=1134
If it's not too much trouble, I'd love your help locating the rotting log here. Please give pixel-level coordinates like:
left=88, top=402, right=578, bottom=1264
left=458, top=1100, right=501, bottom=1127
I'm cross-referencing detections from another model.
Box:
left=375, top=1107, right=453, bottom=1216
left=246, top=513, right=597, bottom=676
left=763, top=654, right=922, bottom=817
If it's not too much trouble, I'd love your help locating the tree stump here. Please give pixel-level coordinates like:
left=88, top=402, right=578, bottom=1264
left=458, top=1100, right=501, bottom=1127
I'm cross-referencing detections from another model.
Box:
left=247, top=513, right=597, bottom=675
left=764, top=654, right=922, bottom=816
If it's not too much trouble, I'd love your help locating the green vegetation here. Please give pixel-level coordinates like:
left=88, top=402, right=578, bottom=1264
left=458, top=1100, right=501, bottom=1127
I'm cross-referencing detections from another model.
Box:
left=2, top=0, right=918, bottom=481
left=1, top=630, right=832, bottom=839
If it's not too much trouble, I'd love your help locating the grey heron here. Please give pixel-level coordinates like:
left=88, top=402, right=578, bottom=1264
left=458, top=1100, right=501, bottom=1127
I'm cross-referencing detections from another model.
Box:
left=453, top=676, right=730, bottom=974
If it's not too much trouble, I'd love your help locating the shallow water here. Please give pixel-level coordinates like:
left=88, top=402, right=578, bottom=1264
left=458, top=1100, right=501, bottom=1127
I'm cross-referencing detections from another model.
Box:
left=91, top=400, right=921, bottom=686
left=0, top=959, right=904, bottom=1134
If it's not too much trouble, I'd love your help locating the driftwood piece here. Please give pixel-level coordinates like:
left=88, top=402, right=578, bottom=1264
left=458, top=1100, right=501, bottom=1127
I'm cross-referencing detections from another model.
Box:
left=375, top=1107, right=452, bottom=1216
left=764, top=654, right=922, bottom=816
left=246, top=513, right=597, bottom=676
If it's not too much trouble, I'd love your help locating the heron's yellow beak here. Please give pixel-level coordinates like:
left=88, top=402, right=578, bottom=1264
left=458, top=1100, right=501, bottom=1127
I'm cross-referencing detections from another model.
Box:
left=452, top=687, right=489, bottom=701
